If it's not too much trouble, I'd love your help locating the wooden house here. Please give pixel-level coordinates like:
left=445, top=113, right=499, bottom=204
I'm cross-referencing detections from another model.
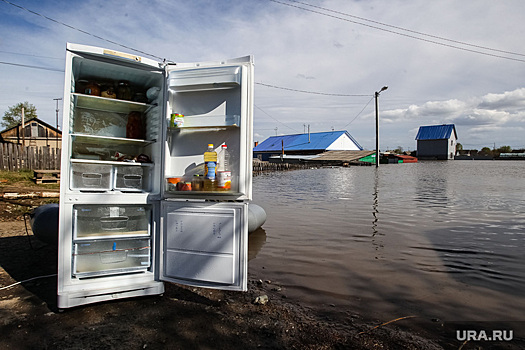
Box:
left=0, top=117, right=62, bottom=149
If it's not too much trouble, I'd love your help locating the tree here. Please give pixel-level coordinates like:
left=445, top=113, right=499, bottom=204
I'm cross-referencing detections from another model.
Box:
left=393, top=146, right=403, bottom=154
left=497, top=145, right=512, bottom=153
left=456, top=143, right=463, bottom=151
left=2, top=102, right=38, bottom=129
left=480, top=147, right=492, bottom=155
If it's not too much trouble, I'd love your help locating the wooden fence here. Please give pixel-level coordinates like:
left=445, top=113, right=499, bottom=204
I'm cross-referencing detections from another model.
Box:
left=253, top=160, right=310, bottom=175
left=0, top=143, right=61, bottom=171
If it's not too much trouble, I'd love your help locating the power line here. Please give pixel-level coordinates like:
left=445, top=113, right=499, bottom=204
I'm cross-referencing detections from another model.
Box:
left=0, top=57, right=373, bottom=98
left=341, top=95, right=374, bottom=129
left=254, top=104, right=301, bottom=133
left=288, top=0, right=525, bottom=58
left=1, top=0, right=165, bottom=61
left=268, top=0, right=525, bottom=64
left=256, top=82, right=370, bottom=97
left=0, top=60, right=64, bottom=72
left=0, top=50, right=64, bottom=60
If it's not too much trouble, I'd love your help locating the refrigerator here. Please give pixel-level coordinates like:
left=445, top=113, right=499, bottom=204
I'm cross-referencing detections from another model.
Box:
left=57, top=43, right=254, bottom=309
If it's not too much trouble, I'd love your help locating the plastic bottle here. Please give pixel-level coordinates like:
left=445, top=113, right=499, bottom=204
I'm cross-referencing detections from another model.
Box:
left=217, top=144, right=232, bottom=191
left=203, top=144, right=217, bottom=191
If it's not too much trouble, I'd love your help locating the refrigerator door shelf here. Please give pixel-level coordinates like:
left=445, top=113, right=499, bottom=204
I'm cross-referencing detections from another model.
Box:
left=169, top=66, right=241, bottom=92
left=160, top=201, right=248, bottom=291
left=167, top=115, right=240, bottom=130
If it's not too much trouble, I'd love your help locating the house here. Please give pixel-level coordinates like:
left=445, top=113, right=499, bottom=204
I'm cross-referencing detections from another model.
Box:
left=415, top=124, right=457, bottom=160
left=0, top=117, right=61, bottom=149
left=253, top=130, right=362, bottom=162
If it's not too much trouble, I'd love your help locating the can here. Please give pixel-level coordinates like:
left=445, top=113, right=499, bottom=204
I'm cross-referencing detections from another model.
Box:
left=170, top=113, right=184, bottom=128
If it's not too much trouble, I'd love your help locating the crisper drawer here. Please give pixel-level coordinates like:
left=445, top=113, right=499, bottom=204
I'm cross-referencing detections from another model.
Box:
left=74, top=205, right=150, bottom=239
left=114, top=165, right=146, bottom=191
left=73, top=238, right=151, bottom=277
left=70, top=163, right=112, bottom=191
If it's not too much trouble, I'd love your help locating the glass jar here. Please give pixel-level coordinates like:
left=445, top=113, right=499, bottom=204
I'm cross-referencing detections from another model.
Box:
left=84, top=81, right=100, bottom=96
left=117, top=81, right=132, bottom=100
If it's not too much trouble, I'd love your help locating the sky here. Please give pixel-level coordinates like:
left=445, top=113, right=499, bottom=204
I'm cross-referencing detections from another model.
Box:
left=1, top=0, right=525, bottom=151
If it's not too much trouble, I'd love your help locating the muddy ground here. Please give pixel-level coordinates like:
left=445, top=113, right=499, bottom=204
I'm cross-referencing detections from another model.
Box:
left=0, top=185, right=516, bottom=349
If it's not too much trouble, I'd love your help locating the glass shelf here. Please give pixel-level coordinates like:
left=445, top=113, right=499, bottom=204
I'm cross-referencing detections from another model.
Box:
left=73, top=93, right=151, bottom=114
left=71, top=158, right=154, bottom=167
left=70, top=134, right=155, bottom=146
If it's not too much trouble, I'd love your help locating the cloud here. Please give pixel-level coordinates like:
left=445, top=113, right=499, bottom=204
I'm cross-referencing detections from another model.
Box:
left=478, top=88, right=525, bottom=110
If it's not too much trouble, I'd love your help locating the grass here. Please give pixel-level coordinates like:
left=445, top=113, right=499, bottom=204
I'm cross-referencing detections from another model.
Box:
left=0, top=169, right=60, bottom=190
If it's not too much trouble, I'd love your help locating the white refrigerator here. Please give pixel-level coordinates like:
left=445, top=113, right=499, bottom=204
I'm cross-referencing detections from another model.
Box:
left=57, top=43, right=254, bottom=309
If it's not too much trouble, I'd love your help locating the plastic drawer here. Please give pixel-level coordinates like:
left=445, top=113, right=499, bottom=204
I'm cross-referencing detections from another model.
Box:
left=70, top=163, right=112, bottom=191
left=74, top=205, right=150, bottom=239
left=73, top=238, right=151, bottom=277
left=114, top=165, right=145, bottom=191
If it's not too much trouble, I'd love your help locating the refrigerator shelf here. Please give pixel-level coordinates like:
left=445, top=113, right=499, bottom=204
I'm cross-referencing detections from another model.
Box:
left=165, top=191, right=243, bottom=197
left=70, top=134, right=155, bottom=146
left=74, top=230, right=150, bottom=240
left=73, top=93, right=151, bottom=114
left=71, top=159, right=154, bottom=167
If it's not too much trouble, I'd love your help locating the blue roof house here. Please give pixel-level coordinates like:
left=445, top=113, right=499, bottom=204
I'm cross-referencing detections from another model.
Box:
left=415, top=124, right=458, bottom=160
left=253, top=130, right=362, bottom=161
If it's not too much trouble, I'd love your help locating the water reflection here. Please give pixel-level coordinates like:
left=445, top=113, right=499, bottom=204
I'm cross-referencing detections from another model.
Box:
left=423, top=220, right=525, bottom=295
left=371, top=168, right=383, bottom=259
left=415, top=162, right=450, bottom=209
left=248, top=227, right=266, bottom=261
left=251, top=162, right=525, bottom=321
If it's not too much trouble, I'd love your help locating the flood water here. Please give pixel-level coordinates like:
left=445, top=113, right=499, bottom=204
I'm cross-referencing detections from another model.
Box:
left=249, top=161, right=525, bottom=323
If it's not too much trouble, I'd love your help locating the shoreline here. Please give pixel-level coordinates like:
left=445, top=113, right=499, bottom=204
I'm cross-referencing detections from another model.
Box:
left=0, top=220, right=450, bottom=349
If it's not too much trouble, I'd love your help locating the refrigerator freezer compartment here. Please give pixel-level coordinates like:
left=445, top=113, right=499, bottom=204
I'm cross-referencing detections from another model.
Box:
left=114, top=165, right=147, bottom=191
left=70, top=163, right=112, bottom=191
left=169, top=66, right=241, bottom=92
left=73, top=238, right=151, bottom=277
left=74, top=205, right=150, bottom=239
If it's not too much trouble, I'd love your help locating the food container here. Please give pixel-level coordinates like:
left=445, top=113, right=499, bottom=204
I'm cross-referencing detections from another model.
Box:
left=117, top=81, right=132, bottom=100
left=84, top=81, right=101, bottom=96
left=166, top=177, right=181, bottom=192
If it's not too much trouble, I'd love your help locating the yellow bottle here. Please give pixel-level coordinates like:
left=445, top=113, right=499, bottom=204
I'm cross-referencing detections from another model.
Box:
left=203, top=144, right=217, bottom=191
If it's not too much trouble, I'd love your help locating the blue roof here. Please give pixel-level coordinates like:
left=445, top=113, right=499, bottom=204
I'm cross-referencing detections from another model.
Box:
left=253, top=131, right=363, bottom=152
left=415, top=124, right=457, bottom=140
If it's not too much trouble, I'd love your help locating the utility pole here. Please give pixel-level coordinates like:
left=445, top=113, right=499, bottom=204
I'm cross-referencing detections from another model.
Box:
left=21, top=107, right=25, bottom=147
left=54, top=98, right=62, bottom=149
left=375, top=86, right=388, bottom=167
left=308, top=124, right=310, bottom=143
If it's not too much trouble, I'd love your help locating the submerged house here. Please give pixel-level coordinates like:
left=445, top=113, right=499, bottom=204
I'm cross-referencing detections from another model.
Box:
left=415, top=124, right=457, bottom=160
left=253, top=130, right=362, bottom=162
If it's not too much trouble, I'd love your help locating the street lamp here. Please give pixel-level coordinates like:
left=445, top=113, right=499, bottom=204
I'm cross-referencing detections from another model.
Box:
left=375, top=86, right=388, bottom=167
